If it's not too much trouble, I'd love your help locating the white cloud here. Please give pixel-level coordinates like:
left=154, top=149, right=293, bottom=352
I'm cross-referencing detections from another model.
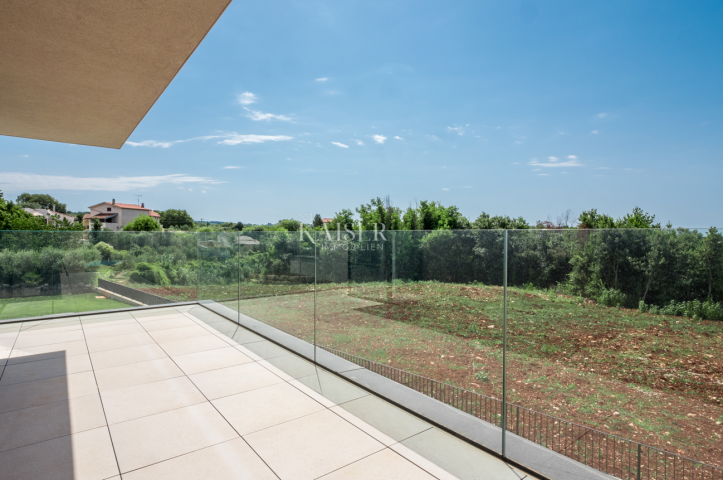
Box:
left=355, top=140, right=364, bottom=146
left=125, top=140, right=175, bottom=148
left=567, top=155, right=577, bottom=160
left=598, top=113, right=607, bottom=118
left=373, top=135, right=387, bottom=144
left=237, top=92, right=257, bottom=105
left=331, top=142, right=349, bottom=148
left=538, top=174, right=550, bottom=176
left=202, top=190, right=207, bottom=193
left=125, top=132, right=292, bottom=148
left=529, top=157, right=582, bottom=168
left=426, top=135, right=440, bottom=141
left=591, top=130, right=599, bottom=134
left=218, top=134, right=293, bottom=145
left=223, top=166, right=242, bottom=169
left=446, top=126, right=464, bottom=136
left=244, top=108, right=291, bottom=121
left=559, top=132, right=565, bottom=135
left=514, top=141, right=522, bottom=144
left=394, top=136, right=404, bottom=140
left=548, top=156, right=559, bottom=162
left=0, top=173, right=224, bottom=192
left=316, top=77, right=328, bottom=82
left=532, top=168, right=541, bottom=171
left=442, top=188, right=449, bottom=191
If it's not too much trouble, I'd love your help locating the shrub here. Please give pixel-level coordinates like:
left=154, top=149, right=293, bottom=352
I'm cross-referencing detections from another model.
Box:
left=640, top=299, right=723, bottom=321
left=129, top=262, right=170, bottom=286
left=597, top=288, right=632, bottom=308
left=124, top=215, right=161, bottom=232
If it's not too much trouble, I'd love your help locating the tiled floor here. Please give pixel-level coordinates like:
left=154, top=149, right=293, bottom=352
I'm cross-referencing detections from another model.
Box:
left=0, top=306, right=536, bottom=480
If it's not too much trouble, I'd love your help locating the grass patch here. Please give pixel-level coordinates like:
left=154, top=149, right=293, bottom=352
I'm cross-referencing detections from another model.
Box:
left=0, top=293, right=129, bottom=320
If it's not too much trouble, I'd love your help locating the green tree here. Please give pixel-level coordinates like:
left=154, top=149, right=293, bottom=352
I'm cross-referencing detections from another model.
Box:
left=0, top=195, right=46, bottom=230
left=16, top=193, right=68, bottom=213
left=124, top=215, right=162, bottom=232
left=616, top=207, right=661, bottom=229
left=95, top=241, right=114, bottom=261
left=327, top=209, right=356, bottom=232
left=472, top=212, right=529, bottom=229
left=276, top=219, right=300, bottom=231
left=578, top=209, right=616, bottom=229
left=0, top=192, right=81, bottom=231
left=158, top=209, right=194, bottom=229
left=232, top=221, right=244, bottom=231
left=312, top=214, right=323, bottom=228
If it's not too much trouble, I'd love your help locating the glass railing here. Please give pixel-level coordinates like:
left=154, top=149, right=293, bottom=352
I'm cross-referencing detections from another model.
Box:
left=1, top=228, right=721, bottom=479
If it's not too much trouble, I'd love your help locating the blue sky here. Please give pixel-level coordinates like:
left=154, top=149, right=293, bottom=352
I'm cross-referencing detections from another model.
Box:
left=1, top=0, right=722, bottom=226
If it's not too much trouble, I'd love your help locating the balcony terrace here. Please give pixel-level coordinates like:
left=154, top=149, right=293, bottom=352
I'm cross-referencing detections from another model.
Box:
left=0, top=304, right=537, bottom=480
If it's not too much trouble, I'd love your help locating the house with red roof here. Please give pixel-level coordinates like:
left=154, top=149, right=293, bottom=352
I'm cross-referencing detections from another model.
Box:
left=83, top=199, right=161, bottom=230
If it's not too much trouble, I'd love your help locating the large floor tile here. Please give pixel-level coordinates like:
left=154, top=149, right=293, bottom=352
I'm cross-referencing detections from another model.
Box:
left=399, top=428, right=518, bottom=480
left=0, top=393, right=106, bottom=452
left=389, top=443, right=460, bottom=480
left=101, top=376, right=206, bottom=424
left=336, top=395, right=432, bottom=445
left=12, top=329, right=85, bottom=349
left=94, top=357, right=184, bottom=392
left=260, top=353, right=316, bottom=381
left=82, top=317, right=137, bottom=329
left=17, top=323, right=81, bottom=336
left=121, top=437, right=278, bottom=480
left=294, top=370, right=369, bottom=406
left=229, top=327, right=265, bottom=345
left=0, top=353, right=92, bottom=385
left=140, top=316, right=197, bottom=331
left=0, top=336, right=17, bottom=350
left=242, top=340, right=292, bottom=360
left=0, top=323, right=22, bottom=334
left=148, top=325, right=214, bottom=343
left=172, top=305, right=196, bottom=313
left=89, top=343, right=167, bottom=370
left=0, top=371, right=98, bottom=414
left=189, top=362, right=283, bottom=400
left=245, top=409, right=384, bottom=480
left=213, top=382, right=325, bottom=435
left=7, top=340, right=88, bottom=364
left=158, top=334, right=230, bottom=356
left=85, top=331, right=155, bottom=353
left=81, top=312, right=134, bottom=324
left=82, top=322, right=146, bottom=340
left=172, top=346, right=253, bottom=376
left=320, top=448, right=438, bottom=479
left=132, top=309, right=181, bottom=319
left=0, top=426, right=119, bottom=480
left=109, top=402, right=238, bottom=473
left=21, top=318, right=80, bottom=331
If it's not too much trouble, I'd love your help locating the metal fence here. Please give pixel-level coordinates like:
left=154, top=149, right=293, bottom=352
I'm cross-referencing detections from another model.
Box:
left=97, top=278, right=175, bottom=306
left=319, top=345, right=723, bottom=480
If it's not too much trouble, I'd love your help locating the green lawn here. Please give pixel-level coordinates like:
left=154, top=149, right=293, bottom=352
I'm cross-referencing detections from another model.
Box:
left=0, top=293, right=129, bottom=321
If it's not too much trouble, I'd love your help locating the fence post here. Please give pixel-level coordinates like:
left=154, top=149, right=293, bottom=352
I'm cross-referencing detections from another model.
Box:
left=637, top=443, right=642, bottom=480
left=502, top=230, right=508, bottom=456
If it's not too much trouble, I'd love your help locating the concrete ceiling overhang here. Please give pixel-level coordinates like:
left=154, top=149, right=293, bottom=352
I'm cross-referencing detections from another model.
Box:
left=0, top=0, right=232, bottom=149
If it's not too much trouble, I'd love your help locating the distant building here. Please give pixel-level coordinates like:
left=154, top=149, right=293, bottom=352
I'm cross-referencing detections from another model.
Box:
left=23, top=208, right=76, bottom=225
left=83, top=199, right=160, bottom=231
left=322, top=218, right=333, bottom=224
